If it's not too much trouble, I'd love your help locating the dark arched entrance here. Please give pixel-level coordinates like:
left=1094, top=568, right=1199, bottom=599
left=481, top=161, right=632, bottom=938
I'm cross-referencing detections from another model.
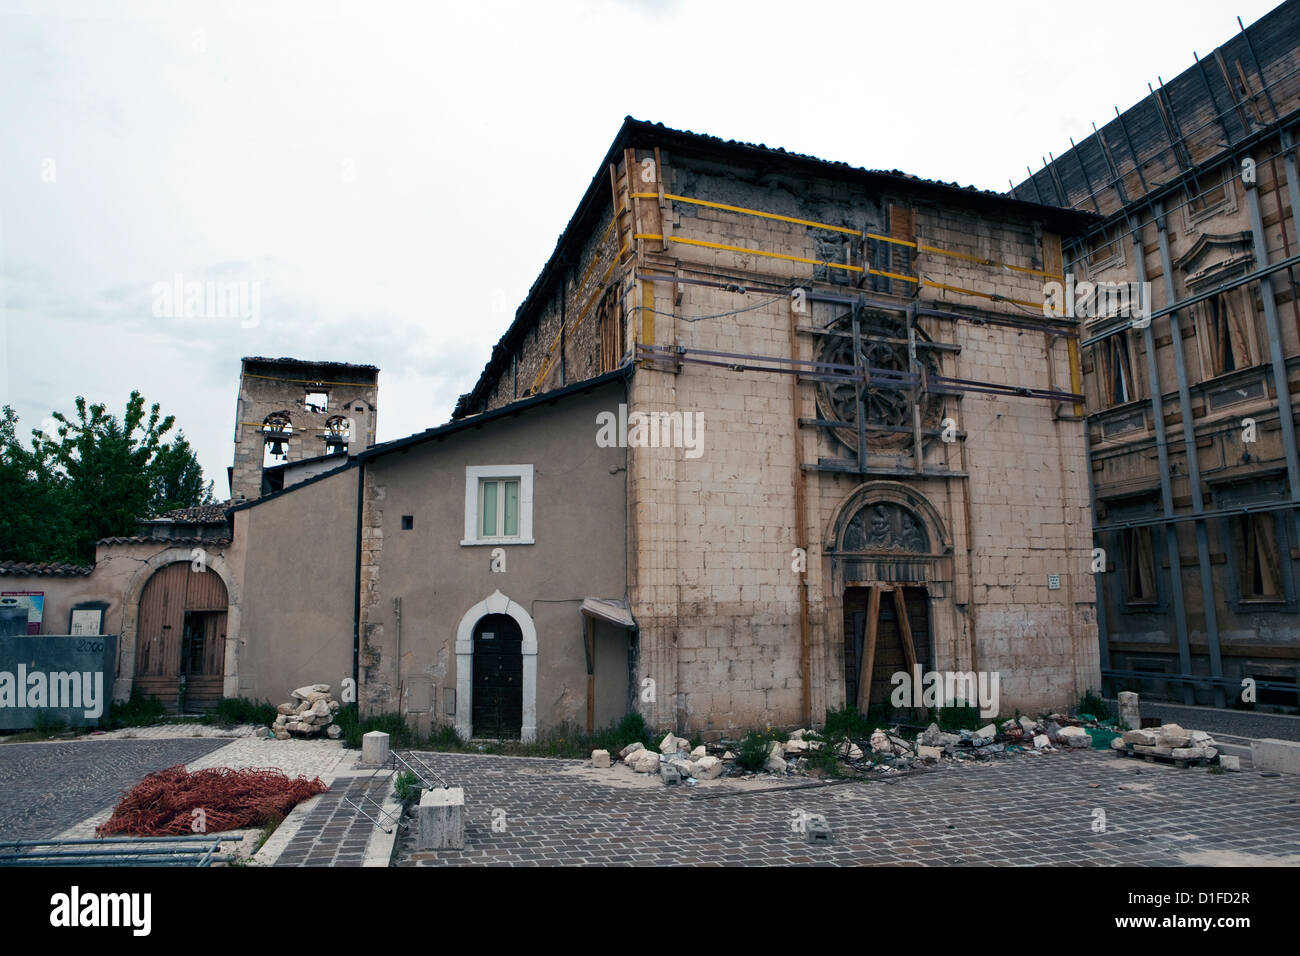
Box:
left=472, top=613, right=523, bottom=738
left=135, top=563, right=228, bottom=712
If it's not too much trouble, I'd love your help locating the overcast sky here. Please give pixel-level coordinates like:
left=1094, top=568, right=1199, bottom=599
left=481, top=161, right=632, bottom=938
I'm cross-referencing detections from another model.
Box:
left=0, top=0, right=1282, bottom=499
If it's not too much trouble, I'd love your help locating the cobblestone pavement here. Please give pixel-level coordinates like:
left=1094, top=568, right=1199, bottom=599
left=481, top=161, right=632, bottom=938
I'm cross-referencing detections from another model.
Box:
left=0, top=739, right=230, bottom=841
left=85, top=723, right=262, bottom=741
left=393, top=749, right=1300, bottom=866
left=273, top=774, right=396, bottom=867
left=1132, top=703, right=1300, bottom=742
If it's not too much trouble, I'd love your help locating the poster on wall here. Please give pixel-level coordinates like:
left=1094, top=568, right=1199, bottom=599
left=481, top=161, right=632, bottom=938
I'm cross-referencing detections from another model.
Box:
left=70, top=609, right=104, bottom=636
left=0, top=592, right=44, bottom=635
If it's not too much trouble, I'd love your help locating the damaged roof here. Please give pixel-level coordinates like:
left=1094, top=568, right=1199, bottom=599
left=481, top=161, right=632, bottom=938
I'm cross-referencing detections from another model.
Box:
left=242, top=356, right=379, bottom=373
left=145, top=501, right=232, bottom=525
left=454, top=116, right=1098, bottom=417
left=0, top=560, right=93, bottom=577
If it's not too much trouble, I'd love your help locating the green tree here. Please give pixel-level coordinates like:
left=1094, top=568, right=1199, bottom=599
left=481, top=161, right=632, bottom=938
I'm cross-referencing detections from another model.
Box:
left=0, top=392, right=213, bottom=564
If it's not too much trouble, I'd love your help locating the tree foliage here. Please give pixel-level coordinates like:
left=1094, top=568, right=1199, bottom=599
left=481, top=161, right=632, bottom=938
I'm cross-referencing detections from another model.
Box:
left=0, top=392, right=214, bottom=564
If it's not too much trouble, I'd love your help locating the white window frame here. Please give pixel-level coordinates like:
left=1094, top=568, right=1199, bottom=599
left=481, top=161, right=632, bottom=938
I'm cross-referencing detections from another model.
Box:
left=462, top=464, right=534, bottom=546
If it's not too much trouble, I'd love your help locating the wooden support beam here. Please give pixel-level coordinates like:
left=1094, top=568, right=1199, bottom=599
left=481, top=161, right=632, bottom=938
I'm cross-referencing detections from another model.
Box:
left=893, top=587, right=918, bottom=674
left=856, top=586, right=883, bottom=712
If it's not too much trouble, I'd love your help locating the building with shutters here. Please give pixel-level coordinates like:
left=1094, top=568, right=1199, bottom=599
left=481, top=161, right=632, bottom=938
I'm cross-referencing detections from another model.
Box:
left=1015, top=0, right=1300, bottom=710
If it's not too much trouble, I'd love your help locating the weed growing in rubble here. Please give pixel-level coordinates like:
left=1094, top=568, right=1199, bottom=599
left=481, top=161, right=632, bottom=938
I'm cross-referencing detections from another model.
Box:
left=738, top=733, right=774, bottom=770
left=394, top=771, right=423, bottom=803
left=930, top=701, right=982, bottom=732
left=1076, top=690, right=1113, bottom=722
left=104, top=689, right=168, bottom=729
left=823, top=705, right=875, bottom=739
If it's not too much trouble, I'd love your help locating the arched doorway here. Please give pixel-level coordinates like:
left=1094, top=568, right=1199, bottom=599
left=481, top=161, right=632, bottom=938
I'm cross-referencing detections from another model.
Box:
left=134, top=563, right=229, bottom=712
left=829, top=484, right=953, bottom=715
left=471, top=613, right=523, bottom=739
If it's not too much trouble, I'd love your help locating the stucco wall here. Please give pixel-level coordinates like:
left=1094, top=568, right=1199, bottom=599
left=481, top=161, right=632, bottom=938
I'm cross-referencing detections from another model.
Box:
left=230, top=467, right=358, bottom=704
left=358, top=379, right=629, bottom=739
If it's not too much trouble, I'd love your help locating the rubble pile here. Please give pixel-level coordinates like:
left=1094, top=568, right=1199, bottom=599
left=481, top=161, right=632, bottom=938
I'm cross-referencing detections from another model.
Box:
left=271, top=683, right=342, bottom=740
left=1112, top=723, right=1221, bottom=763
left=591, top=709, right=1229, bottom=784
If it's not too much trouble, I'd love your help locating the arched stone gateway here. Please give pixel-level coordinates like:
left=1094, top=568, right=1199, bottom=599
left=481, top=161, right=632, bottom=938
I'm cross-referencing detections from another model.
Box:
left=131, top=562, right=229, bottom=712
left=826, top=483, right=955, bottom=712
left=454, top=590, right=538, bottom=743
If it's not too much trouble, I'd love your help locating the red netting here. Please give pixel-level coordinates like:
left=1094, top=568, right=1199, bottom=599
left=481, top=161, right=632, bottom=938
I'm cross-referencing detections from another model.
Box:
left=96, top=765, right=329, bottom=837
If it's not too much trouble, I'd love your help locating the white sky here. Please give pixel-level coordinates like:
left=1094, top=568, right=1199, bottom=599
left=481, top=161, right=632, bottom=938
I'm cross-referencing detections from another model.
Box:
left=0, top=0, right=1283, bottom=498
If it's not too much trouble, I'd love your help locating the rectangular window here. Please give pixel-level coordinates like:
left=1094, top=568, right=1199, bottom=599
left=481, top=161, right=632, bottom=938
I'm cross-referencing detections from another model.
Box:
left=1199, top=290, right=1252, bottom=377
left=1100, top=333, right=1136, bottom=405
left=1122, top=527, right=1157, bottom=605
left=1237, top=512, right=1283, bottom=601
left=463, top=465, right=534, bottom=545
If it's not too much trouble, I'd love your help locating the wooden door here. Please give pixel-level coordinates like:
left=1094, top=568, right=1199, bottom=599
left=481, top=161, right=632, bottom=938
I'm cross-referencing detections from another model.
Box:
left=472, top=613, right=523, bottom=739
left=843, top=585, right=931, bottom=712
left=135, top=563, right=228, bottom=713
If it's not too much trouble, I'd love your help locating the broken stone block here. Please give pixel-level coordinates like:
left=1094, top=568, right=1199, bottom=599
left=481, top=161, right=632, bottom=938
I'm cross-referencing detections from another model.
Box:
left=1111, top=736, right=1126, bottom=750
left=274, top=729, right=290, bottom=740
left=1033, top=734, right=1050, bottom=750
left=765, top=753, right=787, bottom=773
left=1067, top=735, right=1090, bottom=748
left=1123, top=729, right=1159, bottom=746
left=918, top=745, right=942, bottom=762
left=1157, top=724, right=1190, bottom=748
left=1219, top=755, right=1241, bottom=771
left=788, top=728, right=807, bottom=741
left=591, top=749, right=610, bottom=769
left=977, top=724, right=997, bottom=739
left=869, top=729, right=892, bottom=753
left=276, top=703, right=297, bottom=715
left=1190, top=730, right=1212, bottom=743
left=784, top=739, right=809, bottom=754
left=694, top=755, right=723, bottom=779
left=618, top=742, right=644, bottom=760
left=722, top=750, right=736, bottom=760
left=629, top=749, right=660, bottom=774
left=308, top=699, right=331, bottom=719
left=328, top=699, right=340, bottom=712
left=1117, top=691, right=1140, bottom=729
left=659, top=732, right=690, bottom=754
left=803, top=813, right=832, bottom=844
left=291, top=685, right=318, bottom=701
left=838, top=742, right=864, bottom=760
left=326, top=724, right=341, bottom=739
left=689, top=745, right=707, bottom=760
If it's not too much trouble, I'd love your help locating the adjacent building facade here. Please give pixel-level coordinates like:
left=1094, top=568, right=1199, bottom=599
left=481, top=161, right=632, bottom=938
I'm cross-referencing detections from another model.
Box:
left=1016, top=0, right=1300, bottom=708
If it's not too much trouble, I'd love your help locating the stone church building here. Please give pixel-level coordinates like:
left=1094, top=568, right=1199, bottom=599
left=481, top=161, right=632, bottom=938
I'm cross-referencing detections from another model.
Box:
left=3, top=120, right=1104, bottom=738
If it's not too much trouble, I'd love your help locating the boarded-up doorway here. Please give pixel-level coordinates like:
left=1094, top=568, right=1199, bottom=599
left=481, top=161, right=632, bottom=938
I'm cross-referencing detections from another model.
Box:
left=472, top=613, right=523, bottom=739
left=843, top=585, right=931, bottom=712
left=135, top=563, right=228, bottom=712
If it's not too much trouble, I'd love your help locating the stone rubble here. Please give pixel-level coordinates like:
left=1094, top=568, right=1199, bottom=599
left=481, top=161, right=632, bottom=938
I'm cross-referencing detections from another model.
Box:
left=270, top=683, right=342, bottom=740
left=584, top=709, right=1235, bottom=785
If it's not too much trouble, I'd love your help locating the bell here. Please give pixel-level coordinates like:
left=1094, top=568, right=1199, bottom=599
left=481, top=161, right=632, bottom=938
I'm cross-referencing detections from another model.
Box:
left=268, top=438, right=286, bottom=456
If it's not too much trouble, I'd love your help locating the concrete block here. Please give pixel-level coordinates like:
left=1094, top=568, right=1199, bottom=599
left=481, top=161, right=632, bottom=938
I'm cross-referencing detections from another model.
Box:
left=591, top=749, right=610, bottom=769
left=1218, top=755, right=1241, bottom=771
left=804, top=813, right=832, bottom=844
left=361, top=730, right=390, bottom=766
left=1251, top=738, right=1300, bottom=775
left=416, top=786, right=465, bottom=850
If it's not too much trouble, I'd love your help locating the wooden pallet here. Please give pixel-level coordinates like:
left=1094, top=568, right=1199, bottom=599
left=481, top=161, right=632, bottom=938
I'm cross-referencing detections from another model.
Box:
left=1116, top=744, right=1211, bottom=769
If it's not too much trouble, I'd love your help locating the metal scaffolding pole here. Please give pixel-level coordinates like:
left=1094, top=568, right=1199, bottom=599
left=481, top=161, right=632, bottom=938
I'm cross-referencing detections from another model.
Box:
left=1154, top=200, right=1224, bottom=706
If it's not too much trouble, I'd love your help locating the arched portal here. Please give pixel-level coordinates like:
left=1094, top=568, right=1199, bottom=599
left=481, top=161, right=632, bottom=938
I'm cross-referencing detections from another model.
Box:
left=454, top=590, right=538, bottom=742
left=134, top=562, right=229, bottom=712
left=827, top=483, right=953, bottom=713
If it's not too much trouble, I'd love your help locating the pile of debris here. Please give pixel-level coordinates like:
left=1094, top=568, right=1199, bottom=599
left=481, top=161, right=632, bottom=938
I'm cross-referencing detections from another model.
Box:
left=591, top=712, right=1163, bottom=785
left=1112, top=723, right=1226, bottom=766
left=272, top=683, right=342, bottom=740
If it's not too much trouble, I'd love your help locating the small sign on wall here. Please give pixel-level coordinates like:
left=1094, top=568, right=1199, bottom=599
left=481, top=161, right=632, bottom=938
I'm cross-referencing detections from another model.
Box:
left=1047, top=573, right=1061, bottom=590
left=1, top=592, right=44, bottom=634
